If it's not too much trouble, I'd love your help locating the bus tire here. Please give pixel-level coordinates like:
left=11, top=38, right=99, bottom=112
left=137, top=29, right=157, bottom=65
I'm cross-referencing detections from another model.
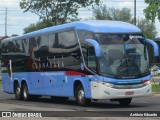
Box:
left=14, top=83, right=22, bottom=100
left=76, top=84, right=91, bottom=106
left=22, top=82, right=30, bottom=101
left=118, top=98, right=132, bottom=106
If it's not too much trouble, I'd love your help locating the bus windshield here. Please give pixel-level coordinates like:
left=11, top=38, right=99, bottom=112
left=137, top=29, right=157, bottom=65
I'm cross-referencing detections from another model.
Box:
left=95, top=33, right=149, bottom=78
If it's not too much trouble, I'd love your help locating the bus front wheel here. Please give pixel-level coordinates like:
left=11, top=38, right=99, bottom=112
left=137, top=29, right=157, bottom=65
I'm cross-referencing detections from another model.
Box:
left=76, top=84, right=91, bottom=106
left=118, top=98, right=132, bottom=106
left=22, top=82, right=30, bottom=101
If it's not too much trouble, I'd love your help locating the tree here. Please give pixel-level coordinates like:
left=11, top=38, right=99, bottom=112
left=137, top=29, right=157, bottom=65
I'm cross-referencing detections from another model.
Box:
left=137, top=18, right=157, bottom=39
left=92, top=4, right=158, bottom=39
left=92, top=4, right=132, bottom=22
left=23, top=18, right=81, bottom=33
left=23, top=20, right=50, bottom=33
left=23, top=23, right=37, bottom=34
left=143, top=0, right=160, bottom=22
left=20, top=0, right=100, bottom=26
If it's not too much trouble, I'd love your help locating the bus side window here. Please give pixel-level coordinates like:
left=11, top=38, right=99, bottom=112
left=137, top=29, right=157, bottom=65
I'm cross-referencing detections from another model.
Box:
left=87, top=43, right=97, bottom=72
left=58, top=31, right=81, bottom=67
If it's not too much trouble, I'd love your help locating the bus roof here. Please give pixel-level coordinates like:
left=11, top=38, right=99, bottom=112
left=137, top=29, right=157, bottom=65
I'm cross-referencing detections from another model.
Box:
left=4, top=20, right=141, bottom=41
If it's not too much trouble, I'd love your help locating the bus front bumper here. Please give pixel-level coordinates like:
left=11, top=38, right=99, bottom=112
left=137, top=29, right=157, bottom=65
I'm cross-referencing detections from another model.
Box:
left=90, top=81, right=152, bottom=100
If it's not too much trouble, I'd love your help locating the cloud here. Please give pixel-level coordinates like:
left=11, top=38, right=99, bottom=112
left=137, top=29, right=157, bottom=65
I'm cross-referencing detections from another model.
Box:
left=155, top=19, right=160, bottom=37
left=0, top=0, right=21, bottom=9
left=119, top=1, right=133, bottom=8
left=0, top=0, right=160, bottom=37
left=8, top=15, right=39, bottom=26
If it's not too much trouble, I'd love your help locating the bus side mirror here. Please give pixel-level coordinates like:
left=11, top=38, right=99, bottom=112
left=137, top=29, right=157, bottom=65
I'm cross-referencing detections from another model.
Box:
left=146, top=38, right=159, bottom=63
left=85, top=39, right=101, bottom=57
left=146, top=39, right=159, bottom=57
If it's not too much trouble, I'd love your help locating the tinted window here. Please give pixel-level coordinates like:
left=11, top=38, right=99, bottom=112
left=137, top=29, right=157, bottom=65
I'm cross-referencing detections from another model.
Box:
left=57, top=31, right=81, bottom=67
left=15, top=40, right=25, bottom=53
left=77, top=30, right=93, bottom=43
left=58, top=31, right=77, bottom=48
left=48, top=34, right=55, bottom=48
left=87, top=44, right=97, bottom=72
left=2, top=41, right=9, bottom=53
left=29, top=34, right=56, bottom=58
left=77, top=30, right=94, bottom=69
left=22, top=39, right=29, bottom=55
left=38, top=34, right=56, bottom=48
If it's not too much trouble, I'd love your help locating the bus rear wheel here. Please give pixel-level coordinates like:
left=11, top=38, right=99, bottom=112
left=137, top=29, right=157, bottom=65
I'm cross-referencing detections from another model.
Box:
left=76, top=84, right=91, bottom=106
left=14, top=83, right=22, bottom=100
left=22, top=82, right=30, bottom=101
left=118, top=98, right=132, bottom=106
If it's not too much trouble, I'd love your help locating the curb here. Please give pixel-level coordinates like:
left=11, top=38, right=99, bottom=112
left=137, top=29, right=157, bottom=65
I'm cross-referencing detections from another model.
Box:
left=152, top=92, right=160, bottom=94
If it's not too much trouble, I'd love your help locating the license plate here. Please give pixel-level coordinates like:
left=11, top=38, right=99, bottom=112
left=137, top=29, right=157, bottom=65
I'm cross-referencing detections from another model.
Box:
left=125, top=91, right=134, bottom=95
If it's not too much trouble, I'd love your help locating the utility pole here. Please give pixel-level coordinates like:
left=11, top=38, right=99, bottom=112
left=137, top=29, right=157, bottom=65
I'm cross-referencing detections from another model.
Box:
left=134, top=0, right=136, bottom=25
left=5, top=8, right=7, bottom=37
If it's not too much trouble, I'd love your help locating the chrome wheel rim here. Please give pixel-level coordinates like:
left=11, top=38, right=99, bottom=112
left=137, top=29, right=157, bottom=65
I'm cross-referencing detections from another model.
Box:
left=78, top=89, right=84, bottom=102
left=16, top=87, right=21, bottom=97
left=23, top=86, right=27, bottom=98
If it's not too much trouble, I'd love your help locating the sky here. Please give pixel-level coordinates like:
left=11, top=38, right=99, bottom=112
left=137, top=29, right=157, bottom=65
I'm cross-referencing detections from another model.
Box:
left=0, top=0, right=160, bottom=37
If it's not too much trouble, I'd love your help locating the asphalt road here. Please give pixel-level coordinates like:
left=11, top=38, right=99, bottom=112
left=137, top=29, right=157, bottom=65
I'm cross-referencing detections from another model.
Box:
left=0, top=84, right=160, bottom=119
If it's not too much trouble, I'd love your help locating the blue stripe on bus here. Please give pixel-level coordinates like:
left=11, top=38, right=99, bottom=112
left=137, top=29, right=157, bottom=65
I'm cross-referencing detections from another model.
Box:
left=2, top=69, right=150, bottom=98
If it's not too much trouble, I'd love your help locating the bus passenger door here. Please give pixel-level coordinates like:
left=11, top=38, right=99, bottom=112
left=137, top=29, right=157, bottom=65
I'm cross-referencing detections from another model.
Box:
left=58, top=31, right=81, bottom=97
left=87, top=44, right=97, bottom=72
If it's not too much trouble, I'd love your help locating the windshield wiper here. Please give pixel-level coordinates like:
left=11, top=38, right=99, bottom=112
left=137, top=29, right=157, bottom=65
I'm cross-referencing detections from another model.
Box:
left=115, top=43, right=141, bottom=78
left=114, top=57, right=127, bottom=78
left=144, top=39, right=147, bottom=60
left=114, top=43, right=129, bottom=78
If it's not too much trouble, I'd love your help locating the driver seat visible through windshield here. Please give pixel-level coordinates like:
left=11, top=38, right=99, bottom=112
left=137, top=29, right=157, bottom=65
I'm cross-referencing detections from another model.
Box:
left=108, top=49, right=123, bottom=66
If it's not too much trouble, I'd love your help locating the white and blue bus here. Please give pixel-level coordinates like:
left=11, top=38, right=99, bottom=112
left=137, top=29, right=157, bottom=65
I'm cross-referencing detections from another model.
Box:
left=1, top=20, right=159, bottom=106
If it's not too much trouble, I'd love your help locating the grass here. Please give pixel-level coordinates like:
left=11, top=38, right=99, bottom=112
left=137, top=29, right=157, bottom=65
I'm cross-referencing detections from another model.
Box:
left=152, top=83, right=160, bottom=93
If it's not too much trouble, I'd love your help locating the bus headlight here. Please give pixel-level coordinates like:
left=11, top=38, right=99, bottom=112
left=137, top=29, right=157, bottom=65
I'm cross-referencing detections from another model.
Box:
left=102, top=82, right=114, bottom=87
left=143, top=80, right=150, bottom=85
